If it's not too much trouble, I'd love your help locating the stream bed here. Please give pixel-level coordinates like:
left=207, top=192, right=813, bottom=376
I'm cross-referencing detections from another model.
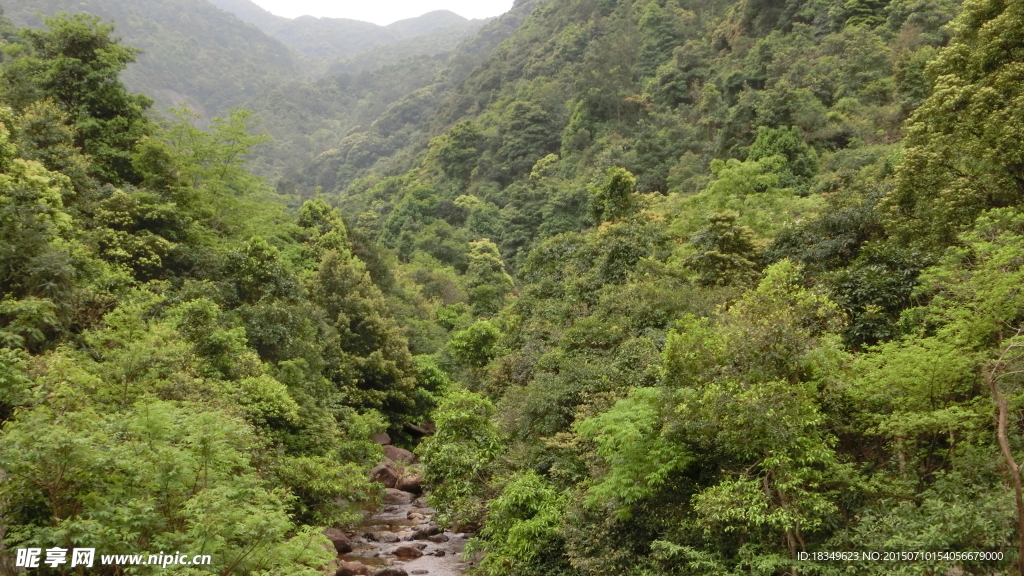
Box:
left=333, top=488, right=475, bottom=576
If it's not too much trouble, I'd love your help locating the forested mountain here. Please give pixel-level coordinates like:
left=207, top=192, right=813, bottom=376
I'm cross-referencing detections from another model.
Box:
left=242, top=0, right=542, bottom=190
left=5, top=0, right=1024, bottom=574
left=325, top=18, right=495, bottom=77
left=306, top=0, right=1024, bottom=573
left=0, top=7, right=443, bottom=574
left=0, top=0, right=301, bottom=116
left=1, top=0, right=489, bottom=118
left=208, top=0, right=486, bottom=62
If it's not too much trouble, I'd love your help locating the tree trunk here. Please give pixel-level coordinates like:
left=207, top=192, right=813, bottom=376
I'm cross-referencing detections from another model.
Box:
left=986, top=372, right=1024, bottom=576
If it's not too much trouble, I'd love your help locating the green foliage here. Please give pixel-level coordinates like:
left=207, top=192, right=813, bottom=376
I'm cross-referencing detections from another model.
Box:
left=0, top=401, right=334, bottom=576
left=590, top=167, right=637, bottom=223
left=416, top=387, right=502, bottom=529
left=684, top=212, right=760, bottom=286
left=746, top=125, right=819, bottom=191
left=435, top=121, right=484, bottom=181
left=468, top=471, right=577, bottom=576
left=575, top=387, right=691, bottom=519
left=12, top=0, right=1024, bottom=575
left=2, top=0, right=301, bottom=117
left=2, top=14, right=152, bottom=183
left=447, top=320, right=502, bottom=369
left=465, top=239, right=514, bottom=317
left=886, top=0, right=1024, bottom=248
left=0, top=17, right=428, bottom=576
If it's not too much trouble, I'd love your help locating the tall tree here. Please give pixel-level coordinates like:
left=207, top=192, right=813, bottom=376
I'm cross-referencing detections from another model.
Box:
left=2, top=14, right=152, bottom=184
left=885, top=0, right=1024, bottom=248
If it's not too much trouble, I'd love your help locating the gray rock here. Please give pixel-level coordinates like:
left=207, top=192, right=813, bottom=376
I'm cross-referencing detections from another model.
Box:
left=324, top=528, right=353, bottom=554
left=411, top=525, right=441, bottom=540
left=431, top=550, right=446, bottom=557
left=411, top=571, right=429, bottom=575
left=371, top=569, right=408, bottom=576
left=426, top=534, right=449, bottom=543
left=392, top=545, right=424, bottom=559
left=397, top=474, right=423, bottom=495
left=371, top=432, right=391, bottom=445
left=336, top=561, right=370, bottom=576
left=384, top=445, right=416, bottom=464
left=370, top=461, right=399, bottom=488
left=412, top=497, right=429, bottom=508
left=383, top=488, right=414, bottom=505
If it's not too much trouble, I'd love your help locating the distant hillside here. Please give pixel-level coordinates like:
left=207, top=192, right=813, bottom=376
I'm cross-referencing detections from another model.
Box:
left=259, top=16, right=401, bottom=59
left=327, top=17, right=492, bottom=76
left=208, top=0, right=476, bottom=61
left=200, top=0, right=286, bottom=31
left=241, top=0, right=541, bottom=192
left=386, top=10, right=468, bottom=36
left=0, top=0, right=302, bottom=117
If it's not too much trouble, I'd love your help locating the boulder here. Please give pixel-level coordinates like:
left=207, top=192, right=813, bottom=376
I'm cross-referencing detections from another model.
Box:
left=383, top=488, right=414, bottom=505
left=411, top=525, right=441, bottom=540
left=324, top=528, right=353, bottom=554
left=392, top=545, right=424, bottom=559
left=411, top=571, right=429, bottom=575
left=370, top=461, right=399, bottom=488
left=396, top=474, right=423, bottom=495
left=336, top=561, right=370, bottom=576
left=426, top=534, right=449, bottom=543
left=431, top=550, right=446, bottom=557
left=384, top=445, right=416, bottom=464
left=371, top=432, right=391, bottom=445
left=371, top=569, right=408, bottom=576
left=412, top=497, right=429, bottom=508
left=371, top=532, right=400, bottom=543
left=406, top=511, right=425, bottom=521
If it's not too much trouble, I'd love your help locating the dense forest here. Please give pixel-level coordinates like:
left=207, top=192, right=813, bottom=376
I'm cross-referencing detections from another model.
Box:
left=3, top=0, right=1024, bottom=574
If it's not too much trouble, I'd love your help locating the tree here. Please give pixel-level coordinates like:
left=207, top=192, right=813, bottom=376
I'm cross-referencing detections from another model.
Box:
left=685, top=212, right=760, bottom=286
left=435, top=121, right=483, bottom=181
left=885, top=0, right=1024, bottom=248
left=310, top=245, right=420, bottom=425
left=747, top=125, right=819, bottom=191
left=590, top=167, right=637, bottom=223
left=0, top=401, right=333, bottom=576
left=2, top=14, right=152, bottom=184
left=465, top=239, right=514, bottom=317
left=416, top=388, right=502, bottom=529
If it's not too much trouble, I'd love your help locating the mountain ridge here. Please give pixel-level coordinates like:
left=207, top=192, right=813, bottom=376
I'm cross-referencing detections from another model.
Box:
left=0, top=0, right=302, bottom=116
left=207, top=0, right=478, bottom=59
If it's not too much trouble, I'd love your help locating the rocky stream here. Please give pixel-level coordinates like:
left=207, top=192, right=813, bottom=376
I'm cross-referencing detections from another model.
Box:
left=323, top=434, right=475, bottom=576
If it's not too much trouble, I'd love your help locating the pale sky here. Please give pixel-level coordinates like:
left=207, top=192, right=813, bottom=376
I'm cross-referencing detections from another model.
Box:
left=250, top=0, right=514, bottom=25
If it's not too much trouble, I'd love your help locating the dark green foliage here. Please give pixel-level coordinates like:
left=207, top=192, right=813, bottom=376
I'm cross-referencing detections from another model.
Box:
left=436, top=121, right=484, bottom=181
left=590, top=167, right=637, bottom=223
left=495, top=100, right=563, bottom=184
left=2, top=14, right=152, bottom=183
